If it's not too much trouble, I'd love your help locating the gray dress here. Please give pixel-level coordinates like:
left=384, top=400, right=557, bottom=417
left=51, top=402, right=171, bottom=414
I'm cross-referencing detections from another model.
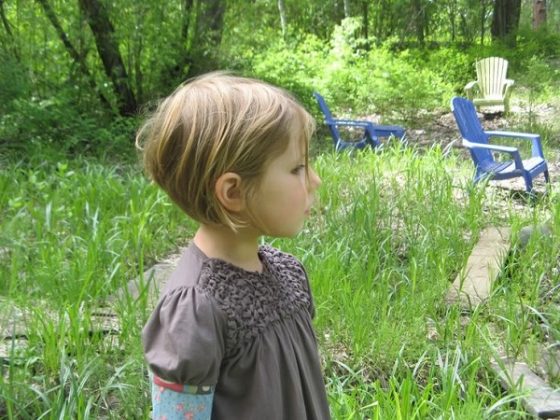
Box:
left=142, top=243, right=331, bottom=419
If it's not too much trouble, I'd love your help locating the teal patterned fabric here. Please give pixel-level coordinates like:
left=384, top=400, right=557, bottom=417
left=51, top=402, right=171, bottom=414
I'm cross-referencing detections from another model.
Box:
left=152, top=376, right=214, bottom=420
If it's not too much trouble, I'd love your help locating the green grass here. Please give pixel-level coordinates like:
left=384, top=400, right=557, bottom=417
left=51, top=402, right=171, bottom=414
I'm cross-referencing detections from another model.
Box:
left=1, top=140, right=559, bottom=418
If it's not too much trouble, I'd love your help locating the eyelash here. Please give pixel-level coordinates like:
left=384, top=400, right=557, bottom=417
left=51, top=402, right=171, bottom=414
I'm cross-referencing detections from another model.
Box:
left=292, top=165, right=305, bottom=174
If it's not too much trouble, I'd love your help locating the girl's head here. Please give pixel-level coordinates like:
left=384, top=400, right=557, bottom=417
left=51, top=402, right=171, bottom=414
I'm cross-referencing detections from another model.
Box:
left=136, top=72, right=316, bottom=231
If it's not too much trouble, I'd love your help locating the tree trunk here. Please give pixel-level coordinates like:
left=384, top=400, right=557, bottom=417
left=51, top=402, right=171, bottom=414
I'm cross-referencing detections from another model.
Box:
left=277, top=0, right=287, bottom=39
left=362, top=0, right=368, bottom=40
left=491, top=0, right=521, bottom=46
left=413, top=0, right=425, bottom=44
left=78, top=0, right=137, bottom=116
left=446, top=0, right=456, bottom=42
left=182, top=0, right=195, bottom=42
left=533, top=0, right=546, bottom=29
left=187, top=0, right=225, bottom=76
left=375, top=0, right=385, bottom=39
left=0, top=0, right=12, bottom=38
left=35, top=0, right=112, bottom=109
left=201, top=0, right=225, bottom=46
left=343, top=0, right=351, bottom=17
left=0, top=0, right=20, bottom=60
left=480, top=0, right=487, bottom=45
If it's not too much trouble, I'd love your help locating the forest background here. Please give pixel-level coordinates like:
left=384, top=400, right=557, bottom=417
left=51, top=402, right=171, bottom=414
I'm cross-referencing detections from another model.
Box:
left=1, top=0, right=559, bottom=155
left=3, top=0, right=560, bottom=418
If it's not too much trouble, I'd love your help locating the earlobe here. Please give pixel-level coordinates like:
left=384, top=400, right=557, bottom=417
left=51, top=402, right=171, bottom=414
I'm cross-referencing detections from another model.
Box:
left=215, top=172, right=245, bottom=212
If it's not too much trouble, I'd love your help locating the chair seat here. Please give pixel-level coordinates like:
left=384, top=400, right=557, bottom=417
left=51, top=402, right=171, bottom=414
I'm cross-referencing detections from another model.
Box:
left=497, top=157, right=546, bottom=174
left=473, top=97, right=506, bottom=106
left=478, top=157, right=547, bottom=181
left=479, top=160, right=512, bottom=174
left=373, top=125, right=406, bottom=138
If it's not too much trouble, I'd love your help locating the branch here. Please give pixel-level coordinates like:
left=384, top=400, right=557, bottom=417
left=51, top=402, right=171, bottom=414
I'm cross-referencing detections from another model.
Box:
left=34, top=0, right=112, bottom=111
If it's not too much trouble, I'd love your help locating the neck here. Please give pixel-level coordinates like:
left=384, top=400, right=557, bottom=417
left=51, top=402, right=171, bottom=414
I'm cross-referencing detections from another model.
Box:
left=193, top=224, right=263, bottom=272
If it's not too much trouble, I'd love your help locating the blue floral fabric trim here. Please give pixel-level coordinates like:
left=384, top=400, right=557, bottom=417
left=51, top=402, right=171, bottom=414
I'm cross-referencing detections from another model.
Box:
left=151, top=376, right=214, bottom=420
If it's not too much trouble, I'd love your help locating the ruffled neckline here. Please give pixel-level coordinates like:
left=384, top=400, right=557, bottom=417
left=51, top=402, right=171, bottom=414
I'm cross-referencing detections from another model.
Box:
left=189, top=242, right=274, bottom=278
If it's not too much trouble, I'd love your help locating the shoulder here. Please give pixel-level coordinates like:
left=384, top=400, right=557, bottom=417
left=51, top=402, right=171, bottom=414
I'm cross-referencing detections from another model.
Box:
left=161, top=242, right=208, bottom=295
left=149, top=243, right=228, bottom=328
left=143, top=284, right=227, bottom=385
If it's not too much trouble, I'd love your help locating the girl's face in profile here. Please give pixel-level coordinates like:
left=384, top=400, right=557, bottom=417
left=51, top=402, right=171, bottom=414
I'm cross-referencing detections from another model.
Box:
left=248, top=135, right=321, bottom=238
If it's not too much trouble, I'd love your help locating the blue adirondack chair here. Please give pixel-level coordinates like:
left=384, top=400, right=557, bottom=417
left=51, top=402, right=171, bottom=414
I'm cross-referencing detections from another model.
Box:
left=451, top=96, right=550, bottom=193
left=313, top=92, right=406, bottom=152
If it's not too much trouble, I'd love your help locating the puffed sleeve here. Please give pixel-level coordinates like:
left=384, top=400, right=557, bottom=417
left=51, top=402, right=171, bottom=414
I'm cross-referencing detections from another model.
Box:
left=142, top=287, right=227, bottom=386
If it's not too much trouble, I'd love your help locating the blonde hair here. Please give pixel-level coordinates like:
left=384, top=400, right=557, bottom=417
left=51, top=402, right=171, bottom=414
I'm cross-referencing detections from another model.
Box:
left=136, top=72, right=315, bottom=230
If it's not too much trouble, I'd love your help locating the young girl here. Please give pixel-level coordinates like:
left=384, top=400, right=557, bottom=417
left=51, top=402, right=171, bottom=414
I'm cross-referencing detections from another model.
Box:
left=137, top=72, right=330, bottom=419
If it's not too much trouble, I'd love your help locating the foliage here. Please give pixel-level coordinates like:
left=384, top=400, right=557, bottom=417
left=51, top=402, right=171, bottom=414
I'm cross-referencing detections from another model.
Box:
left=250, top=20, right=455, bottom=123
left=0, top=52, right=29, bottom=114
left=406, top=46, right=475, bottom=94
left=515, top=26, right=560, bottom=62
left=0, top=153, right=193, bottom=302
left=519, top=56, right=558, bottom=110
left=0, top=1, right=559, bottom=153
left=249, top=33, right=327, bottom=110
left=0, top=93, right=138, bottom=158
left=247, top=17, right=560, bottom=125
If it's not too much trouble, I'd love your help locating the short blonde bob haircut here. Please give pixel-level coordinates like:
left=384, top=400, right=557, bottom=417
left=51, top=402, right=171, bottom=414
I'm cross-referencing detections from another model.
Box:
left=136, top=72, right=315, bottom=230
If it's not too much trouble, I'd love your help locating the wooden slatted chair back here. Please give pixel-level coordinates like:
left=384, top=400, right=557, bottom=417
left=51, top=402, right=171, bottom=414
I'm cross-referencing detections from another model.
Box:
left=476, top=57, right=508, bottom=99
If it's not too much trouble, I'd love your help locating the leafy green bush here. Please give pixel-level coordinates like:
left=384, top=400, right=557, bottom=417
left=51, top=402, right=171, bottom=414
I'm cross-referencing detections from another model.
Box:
left=250, top=19, right=455, bottom=123
left=407, top=46, right=476, bottom=94
left=515, top=26, right=560, bottom=62
left=0, top=93, right=138, bottom=159
left=316, top=23, right=454, bottom=121
left=0, top=52, right=29, bottom=113
left=250, top=33, right=327, bottom=111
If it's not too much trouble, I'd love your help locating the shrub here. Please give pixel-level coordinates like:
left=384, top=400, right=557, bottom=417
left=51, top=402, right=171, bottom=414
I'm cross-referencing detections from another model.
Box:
left=250, top=33, right=327, bottom=111
left=0, top=93, right=137, bottom=159
left=0, top=52, right=29, bottom=113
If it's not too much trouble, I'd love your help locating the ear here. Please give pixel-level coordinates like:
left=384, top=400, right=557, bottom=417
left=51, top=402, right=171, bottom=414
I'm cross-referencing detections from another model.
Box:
left=214, top=172, right=245, bottom=213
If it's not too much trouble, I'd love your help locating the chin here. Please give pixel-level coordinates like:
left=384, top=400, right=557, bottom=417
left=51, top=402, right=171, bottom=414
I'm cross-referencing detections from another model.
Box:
left=263, top=221, right=305, bottom=238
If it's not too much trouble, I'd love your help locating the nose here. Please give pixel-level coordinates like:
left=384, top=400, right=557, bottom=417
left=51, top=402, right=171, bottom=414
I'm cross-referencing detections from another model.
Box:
left=308, top=167, right=321, bottom=191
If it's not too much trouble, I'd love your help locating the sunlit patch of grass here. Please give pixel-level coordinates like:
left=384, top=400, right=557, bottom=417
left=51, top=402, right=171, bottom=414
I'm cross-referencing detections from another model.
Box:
left=0, top=157, right=195, bottom=303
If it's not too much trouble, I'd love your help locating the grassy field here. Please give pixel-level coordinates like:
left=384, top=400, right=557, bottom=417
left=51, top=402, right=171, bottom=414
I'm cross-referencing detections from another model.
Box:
left=1, top=137, right=559, bottom=418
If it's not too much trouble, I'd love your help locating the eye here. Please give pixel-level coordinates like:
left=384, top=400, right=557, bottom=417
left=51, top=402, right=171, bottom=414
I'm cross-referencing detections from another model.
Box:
left=291, top=164, right=305, bottom=174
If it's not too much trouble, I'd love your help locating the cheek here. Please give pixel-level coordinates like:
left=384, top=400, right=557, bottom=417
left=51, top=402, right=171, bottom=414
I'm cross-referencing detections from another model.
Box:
left=289, top=180, right=308, bottom=207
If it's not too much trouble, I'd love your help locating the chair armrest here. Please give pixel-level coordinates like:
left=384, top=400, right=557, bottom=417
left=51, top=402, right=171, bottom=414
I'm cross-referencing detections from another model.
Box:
left=485, top=130, right=545, bottom=158
left=464, top=81, right=478, bottom=99
left=463, top=139, right=517, bottom=153
left=329, top=119, right=370, bottom=128
left=485, top=131, right=538, bottom=141
left=327, top=120, right=380, bottom=147
left=463, top=139, right=524, bottom=169
left=503, top=79, right=514, bottom=99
